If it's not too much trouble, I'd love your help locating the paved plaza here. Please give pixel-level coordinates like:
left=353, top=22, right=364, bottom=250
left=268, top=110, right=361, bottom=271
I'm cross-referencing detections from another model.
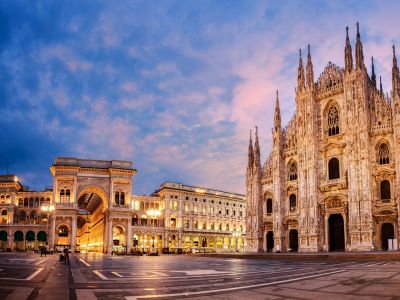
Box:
left=1, top=253, right=400, bottom=299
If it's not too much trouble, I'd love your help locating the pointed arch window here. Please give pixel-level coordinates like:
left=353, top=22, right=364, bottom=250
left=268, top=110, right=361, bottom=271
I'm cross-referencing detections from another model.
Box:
left=328, top=157, right=340, bottom=180
left=328, top=106, right=340, bottom=136
left=288, top=162, right=298, bottom=181
left=380, top=180, right=391, bottom=200
left=289, top=194, right=297, bottom=211
left=266, top=198, right=273, bottom=215
left=378, top=143, right=390, bottom=165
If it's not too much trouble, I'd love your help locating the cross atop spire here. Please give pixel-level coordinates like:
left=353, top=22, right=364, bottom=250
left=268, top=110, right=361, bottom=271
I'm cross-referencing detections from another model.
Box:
left=345, top=26, right=353, bottom=72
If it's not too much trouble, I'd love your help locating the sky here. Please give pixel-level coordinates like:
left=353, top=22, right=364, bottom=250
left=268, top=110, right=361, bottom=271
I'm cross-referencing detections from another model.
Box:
left=0, top=0, right=399, bottom=195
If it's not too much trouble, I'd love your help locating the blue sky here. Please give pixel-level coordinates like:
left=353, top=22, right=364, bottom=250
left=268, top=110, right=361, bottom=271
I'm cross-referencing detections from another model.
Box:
left=0, top=1, right=399, bottom=194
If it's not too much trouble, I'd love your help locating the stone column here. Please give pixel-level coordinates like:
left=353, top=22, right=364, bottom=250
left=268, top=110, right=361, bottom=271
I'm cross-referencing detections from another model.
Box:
left=71, top=216, right=77, bottom=252
left=126, top=219, right=132, bottom=251
left=107, top=218, right=113, bottom=254
left=103, top=218, right=109, bottom=253
left=50, top=216, right=56, bottom=250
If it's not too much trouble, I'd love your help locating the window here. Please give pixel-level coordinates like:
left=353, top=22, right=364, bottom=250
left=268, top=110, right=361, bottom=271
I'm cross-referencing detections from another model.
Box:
left=219, top=223, right=222, bottom=231
left=141, top=215, right=147, bottom=226
left=226, top=224, right=230, bottom=231
left=288, top=162, right=298, bottom=181
left=378, top=143, right=390, bottom=164
left=120, top=192, right=125, bottom=206
left=1, top=210, right=7, bottom=224
left=185, top=196, right=189, bottom=200
left=66, top=189, right=70, bottom=202
left=184, top=220, right=189, bottom=229
left=380, top=180, right=391, bottom=200
left=289, top=194, right=297, bottom=211
left=202, top=222, right=206, bottom=229
left=184, top=204, right=189, bottom=212
left=328, top=158, right=340, bottom=180
left=194, top=221, right=198, bottom=229
left=132, top=215, right=138, bottom=226
left=266, top=198, right=272, bottom=214
left=115, top=192, right=120, bottom=206
left=19, top=210, right=26, bottom=223
left=59, top=190, right=65, bottom=203
left=211, top=223, right=215, bottom=230
left=226, top=209, right=229, bottom=215
left=58, top=225, right=69, bottom=237
left=240, top=211, right=243, bottom=217
left=328, top=106, right=340, bottom=136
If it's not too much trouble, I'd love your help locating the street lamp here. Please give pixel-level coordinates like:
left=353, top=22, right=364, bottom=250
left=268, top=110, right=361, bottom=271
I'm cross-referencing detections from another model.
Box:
left=41, top=204, right=55, bottom=246
left=232, top=231, right=241, bottom=252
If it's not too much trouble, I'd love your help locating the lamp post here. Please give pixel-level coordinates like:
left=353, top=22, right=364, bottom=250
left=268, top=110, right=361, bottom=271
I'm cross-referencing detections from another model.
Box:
left=232, top=231, right=241, bottom=252
left=41, top=204, right=55, bottom=247
left=146, top=209, right=161, bottom=250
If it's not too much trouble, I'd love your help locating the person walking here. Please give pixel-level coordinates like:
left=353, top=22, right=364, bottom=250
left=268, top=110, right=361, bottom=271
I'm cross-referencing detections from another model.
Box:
left=63, top=247, right=69, bottom=262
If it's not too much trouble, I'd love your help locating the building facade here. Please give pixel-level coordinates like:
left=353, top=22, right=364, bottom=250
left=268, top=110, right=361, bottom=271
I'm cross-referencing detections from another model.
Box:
left=246, top=24, right=400, bottom=252
left=0, top=157, right=245, bottom=253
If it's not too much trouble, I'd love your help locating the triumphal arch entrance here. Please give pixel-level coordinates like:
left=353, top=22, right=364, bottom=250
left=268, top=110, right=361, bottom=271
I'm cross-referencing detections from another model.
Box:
left=49, top=157, right=136, bottom=253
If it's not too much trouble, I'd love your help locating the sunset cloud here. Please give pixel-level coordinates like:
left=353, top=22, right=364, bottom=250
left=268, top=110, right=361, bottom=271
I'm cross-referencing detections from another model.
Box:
left=0, top=1, right=399, bottom=194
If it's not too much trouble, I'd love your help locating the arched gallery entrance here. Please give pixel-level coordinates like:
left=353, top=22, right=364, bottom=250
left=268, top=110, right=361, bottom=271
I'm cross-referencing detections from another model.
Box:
left=266, top=231, right=274, bottom=252
left=329, top=214, right=345, bottom=251
left=76, top=190, right=107, bottom=253
left=381, top=223, right=394, bottom=251
left=289, top=229, right=298, bottom=252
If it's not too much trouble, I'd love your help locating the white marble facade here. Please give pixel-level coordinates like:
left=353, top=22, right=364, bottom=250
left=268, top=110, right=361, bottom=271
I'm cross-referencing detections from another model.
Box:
left=246, top=24, right=400, bottom=252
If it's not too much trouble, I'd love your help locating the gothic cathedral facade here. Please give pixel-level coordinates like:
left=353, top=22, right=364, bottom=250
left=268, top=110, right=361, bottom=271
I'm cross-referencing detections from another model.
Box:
left=246, top=23, right=400, bottom=252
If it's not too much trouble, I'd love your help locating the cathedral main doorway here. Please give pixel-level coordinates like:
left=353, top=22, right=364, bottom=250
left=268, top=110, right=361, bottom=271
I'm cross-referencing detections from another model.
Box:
left=329, top=214, right=345, bottom=251
left=381, top=223, right=394, bottom=251
left=289, top=229, right=298, bottom=252
left=266, top=231, right=274, bottom=252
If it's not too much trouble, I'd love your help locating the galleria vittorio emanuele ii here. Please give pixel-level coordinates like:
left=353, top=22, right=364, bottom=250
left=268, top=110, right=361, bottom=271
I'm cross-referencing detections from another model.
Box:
left=0, top=158, right=245, bottom=254
left=246, top=23, right=400, bottom=253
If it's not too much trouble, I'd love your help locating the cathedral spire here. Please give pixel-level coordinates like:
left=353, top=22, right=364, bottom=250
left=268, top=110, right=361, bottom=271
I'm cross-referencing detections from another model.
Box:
left=306, top=44, right=314, bottom=88
left=274, top=90, right=281, bottom=131
left=371, top=56, right=376, bottom=87
left=393, top=45, right=399, bottom=95
left=355, top=22, right=365, bottom=70
left=380, top=76, right=383, bottom=95
left=247, top=130, right=254, bottom=168
left=345, top=26, right=353, bottom=72
left=254, top=126, right=261, bottom=168
left=297, top=49, right=305, bottom=92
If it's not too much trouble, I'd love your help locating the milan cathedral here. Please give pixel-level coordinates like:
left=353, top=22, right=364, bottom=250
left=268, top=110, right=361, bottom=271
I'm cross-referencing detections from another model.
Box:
left=246, top=23, right=400, bottom=252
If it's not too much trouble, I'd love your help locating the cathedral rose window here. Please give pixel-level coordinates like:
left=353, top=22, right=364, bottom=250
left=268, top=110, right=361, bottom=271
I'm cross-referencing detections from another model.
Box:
left=328, top=106, right=340, bottom=136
